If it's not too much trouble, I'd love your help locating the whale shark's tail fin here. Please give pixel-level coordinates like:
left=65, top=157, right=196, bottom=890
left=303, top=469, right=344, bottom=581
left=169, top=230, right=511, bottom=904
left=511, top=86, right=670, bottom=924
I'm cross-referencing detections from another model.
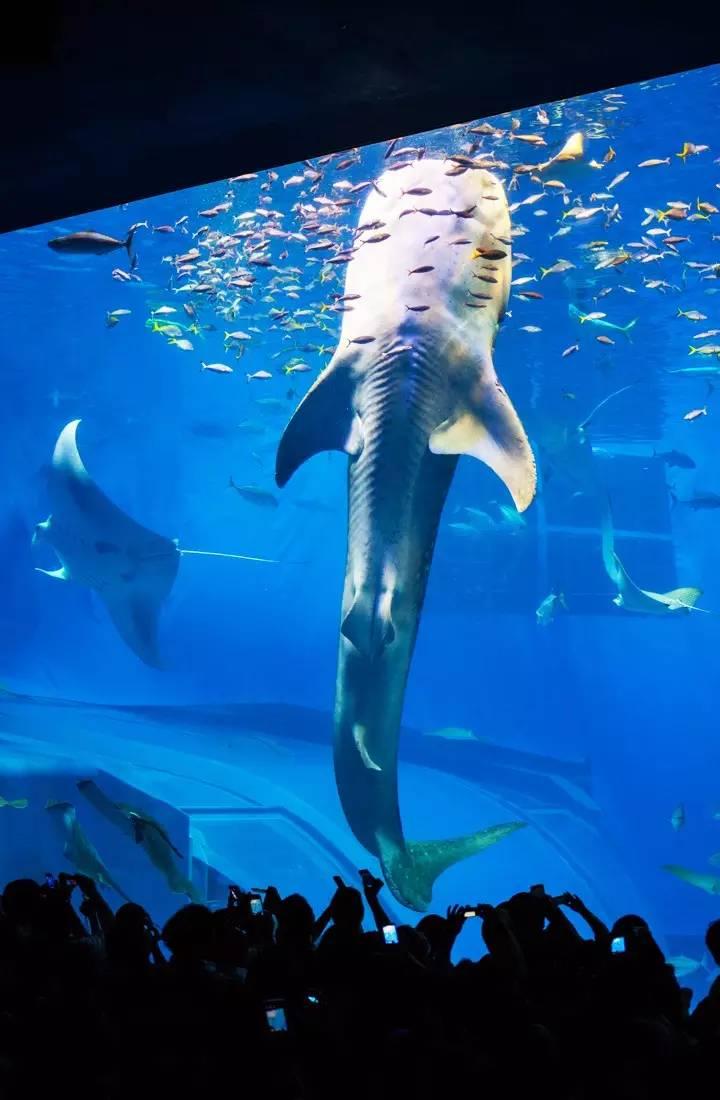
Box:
left=377, top=821, right=526, bottom=912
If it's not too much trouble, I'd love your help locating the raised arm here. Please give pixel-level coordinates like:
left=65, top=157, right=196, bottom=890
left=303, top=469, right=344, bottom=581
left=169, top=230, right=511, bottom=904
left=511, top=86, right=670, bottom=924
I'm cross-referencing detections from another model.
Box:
left=359, top=869, right=390, bottom=932
left=556, top=892, right=610, bottom=946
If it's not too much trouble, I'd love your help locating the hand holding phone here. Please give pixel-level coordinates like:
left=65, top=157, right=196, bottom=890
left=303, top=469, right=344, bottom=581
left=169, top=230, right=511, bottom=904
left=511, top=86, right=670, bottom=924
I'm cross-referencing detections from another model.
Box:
left=249, top=894, right=263, bottom=915
left=611, top=936, right=626, bottom=954
left=359, top=868, right=383, bottom=897
left=382, top=924, right=399, bottom=945
left=264, top=999, right=288, bottom=1033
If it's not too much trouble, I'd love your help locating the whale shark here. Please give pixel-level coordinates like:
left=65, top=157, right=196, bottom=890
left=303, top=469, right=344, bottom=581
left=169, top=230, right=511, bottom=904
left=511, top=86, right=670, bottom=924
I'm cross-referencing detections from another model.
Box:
left=600, top=495, right=702, bottom=615
left=45, top=798, right=131, bottom=900
left=33, top=419, right=181, bottom=666
left=276, top=158, right=536, bottom=910
left=77, top=779, right=200, bottom=900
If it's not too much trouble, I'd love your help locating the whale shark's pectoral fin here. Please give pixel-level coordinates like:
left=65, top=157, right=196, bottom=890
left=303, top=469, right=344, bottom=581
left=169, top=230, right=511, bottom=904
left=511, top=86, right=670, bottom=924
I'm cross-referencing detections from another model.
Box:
left=276, top=363, right=363, bottom=487
left=378, top=821, right=527, bottom=912
left=428, top=383, right=536, bottom=512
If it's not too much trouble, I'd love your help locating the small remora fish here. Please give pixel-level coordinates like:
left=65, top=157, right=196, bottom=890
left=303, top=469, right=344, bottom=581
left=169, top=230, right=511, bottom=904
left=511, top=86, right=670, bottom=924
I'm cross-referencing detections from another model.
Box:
left=48, top=227, right=139, bottom=266
left=228, top=477, right=279, bottom=508
left=671, top=803, right=686, bottom=831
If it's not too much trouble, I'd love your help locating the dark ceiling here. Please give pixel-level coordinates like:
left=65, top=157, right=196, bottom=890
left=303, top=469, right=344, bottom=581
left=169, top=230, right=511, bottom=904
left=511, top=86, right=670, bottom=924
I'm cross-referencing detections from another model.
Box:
left=1, top=2, right=717, bottom=234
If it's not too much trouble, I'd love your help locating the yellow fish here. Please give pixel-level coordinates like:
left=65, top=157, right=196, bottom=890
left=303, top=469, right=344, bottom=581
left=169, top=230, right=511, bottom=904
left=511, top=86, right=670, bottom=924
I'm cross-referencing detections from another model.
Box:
left=0, top=796, right=28, bottom=809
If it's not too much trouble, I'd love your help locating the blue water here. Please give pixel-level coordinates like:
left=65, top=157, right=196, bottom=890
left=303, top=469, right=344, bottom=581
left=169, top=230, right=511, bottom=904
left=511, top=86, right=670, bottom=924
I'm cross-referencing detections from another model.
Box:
left=1, top=64, right=719, bottom=981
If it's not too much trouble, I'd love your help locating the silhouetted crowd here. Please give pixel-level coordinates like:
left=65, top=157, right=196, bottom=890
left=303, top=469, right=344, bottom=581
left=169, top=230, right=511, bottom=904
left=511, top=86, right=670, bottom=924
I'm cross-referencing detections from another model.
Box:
left=0, top=870, right=718, bottom=1099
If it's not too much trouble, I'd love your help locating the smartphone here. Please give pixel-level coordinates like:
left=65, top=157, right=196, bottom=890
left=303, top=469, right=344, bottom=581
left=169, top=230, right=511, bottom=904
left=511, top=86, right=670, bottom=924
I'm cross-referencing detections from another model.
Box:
left=530, top=884, right=545, bottom=896
left=264, top=1000, right=288, bottom=1032
left=250, top=894, right=263, bottom=915
left=44, top=872, right=57, bottom=889
left=332, top=875, right=345, bottom=889
left=306, top=993, right=320, bottom=1005
left=250, top=887, right=267, bottom=895
left=463, top=909, right=477, bottom=919
left=382, top=924, right=399, bottom=945
left=611, top=936, right=626, bottom=954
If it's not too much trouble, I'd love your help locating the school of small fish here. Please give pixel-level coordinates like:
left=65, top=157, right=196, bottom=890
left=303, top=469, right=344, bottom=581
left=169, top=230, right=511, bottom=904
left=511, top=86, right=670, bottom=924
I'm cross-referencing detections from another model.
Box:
left=50, top=75, right=719, bottom=555
left=31, top=66, right=720, bottom=922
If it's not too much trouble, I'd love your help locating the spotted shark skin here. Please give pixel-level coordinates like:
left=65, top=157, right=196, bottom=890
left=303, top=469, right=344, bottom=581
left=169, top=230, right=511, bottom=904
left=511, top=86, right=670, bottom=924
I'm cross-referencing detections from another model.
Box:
left=276, top=159, right=536, bottom=910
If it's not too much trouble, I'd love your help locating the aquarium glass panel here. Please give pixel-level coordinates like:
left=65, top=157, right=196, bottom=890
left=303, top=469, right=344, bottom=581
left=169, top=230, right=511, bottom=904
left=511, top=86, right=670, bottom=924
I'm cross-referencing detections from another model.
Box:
left=1, top=63, right=719, bottom=991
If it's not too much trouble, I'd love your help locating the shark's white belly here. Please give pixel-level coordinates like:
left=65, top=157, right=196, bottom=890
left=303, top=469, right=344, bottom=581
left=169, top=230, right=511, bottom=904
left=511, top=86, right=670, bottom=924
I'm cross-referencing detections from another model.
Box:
left=337, top=159, right=512, bottom=348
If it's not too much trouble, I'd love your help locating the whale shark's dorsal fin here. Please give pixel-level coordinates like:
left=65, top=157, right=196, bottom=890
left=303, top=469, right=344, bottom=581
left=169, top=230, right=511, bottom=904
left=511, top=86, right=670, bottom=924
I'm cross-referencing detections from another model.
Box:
left=34, top=420, right=181, bottom=666
left=276, top=360, right=363, bottom=487
left=378, top=821, right=527, bottom=912
left=428, top=377, right=537, bottom=512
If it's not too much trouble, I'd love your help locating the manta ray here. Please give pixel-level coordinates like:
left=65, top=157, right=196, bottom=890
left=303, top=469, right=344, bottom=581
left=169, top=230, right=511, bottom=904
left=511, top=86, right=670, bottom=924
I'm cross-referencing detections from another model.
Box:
left=600, top=495, right=702, bottom=615
left=33, top=420, right=280, bottom=666
left=33, top=420, right=180, bottom=666
left=276, top=158, right=536, bottom=910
